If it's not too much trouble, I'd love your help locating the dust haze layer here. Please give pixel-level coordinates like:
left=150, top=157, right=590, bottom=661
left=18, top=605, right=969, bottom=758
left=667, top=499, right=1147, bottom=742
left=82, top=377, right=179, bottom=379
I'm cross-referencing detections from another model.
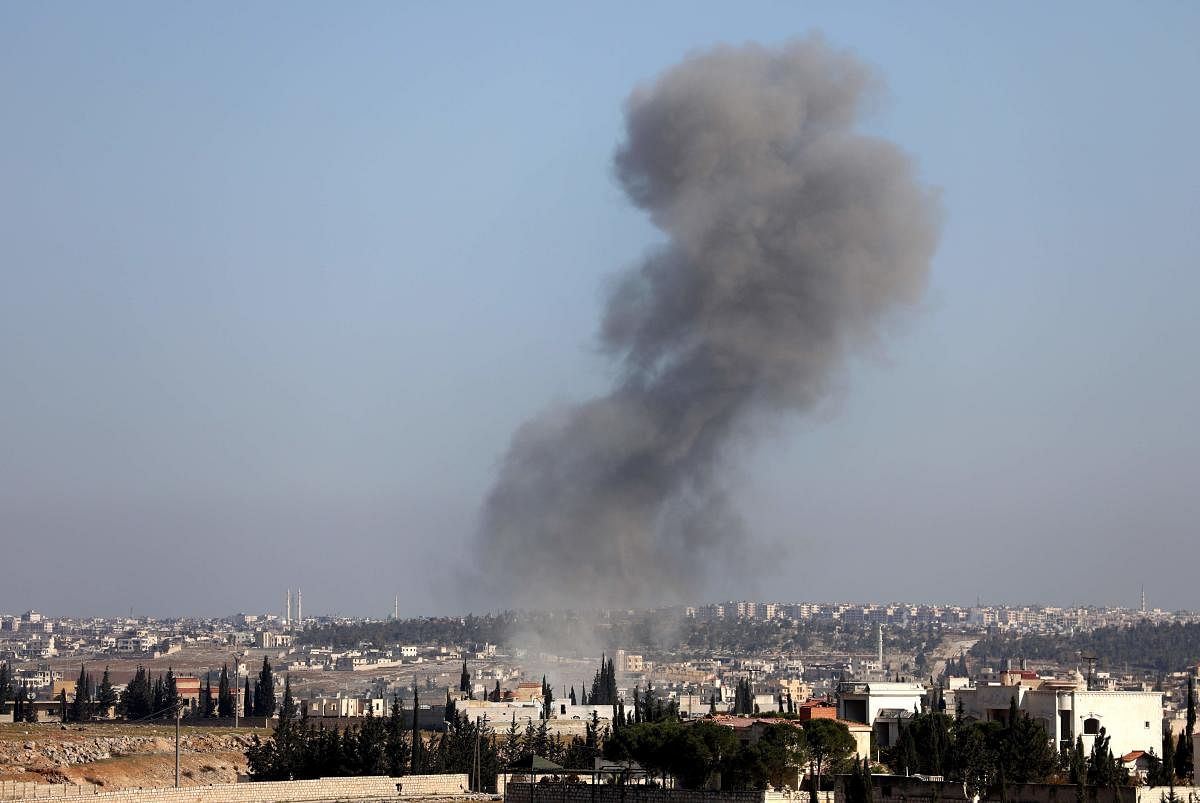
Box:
left=474, top=37, right=941, bottom=611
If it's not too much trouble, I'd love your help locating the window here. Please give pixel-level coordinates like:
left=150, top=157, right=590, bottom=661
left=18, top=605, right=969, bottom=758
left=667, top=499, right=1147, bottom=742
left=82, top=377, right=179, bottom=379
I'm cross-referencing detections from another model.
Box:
left=1083, top=718, right=1100, bottom=735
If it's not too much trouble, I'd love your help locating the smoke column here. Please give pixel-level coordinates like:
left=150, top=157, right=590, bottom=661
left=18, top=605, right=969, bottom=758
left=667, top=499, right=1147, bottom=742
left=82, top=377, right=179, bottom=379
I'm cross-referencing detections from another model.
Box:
left=475, top=37, right=940, bottom=610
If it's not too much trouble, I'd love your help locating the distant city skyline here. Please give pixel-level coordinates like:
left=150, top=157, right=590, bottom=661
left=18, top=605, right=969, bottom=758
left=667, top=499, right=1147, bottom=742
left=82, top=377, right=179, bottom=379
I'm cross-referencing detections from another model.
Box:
left=2, top=589, right=1191, bottom=622
left=3, top=3, right=1199, bottom=616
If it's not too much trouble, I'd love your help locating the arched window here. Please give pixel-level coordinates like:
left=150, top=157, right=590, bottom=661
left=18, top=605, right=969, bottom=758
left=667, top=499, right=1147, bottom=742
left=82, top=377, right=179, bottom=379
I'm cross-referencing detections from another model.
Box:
left=1083, top=717, right=1100, bottom=735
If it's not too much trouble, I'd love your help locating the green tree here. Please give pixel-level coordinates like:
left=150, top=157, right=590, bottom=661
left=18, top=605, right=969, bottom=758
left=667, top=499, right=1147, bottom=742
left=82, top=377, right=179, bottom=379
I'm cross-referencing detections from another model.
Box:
left=1162, top=731, right=1176, bottom=784
left=1176, top=676, right=1195, bottom=781
left=0, top=662, right=11, bottom=714
left=501, top=713, right=522, bottom=766
left=96, top=667, right=118, bottom=717
left=1087, top=727, right=1130, bottom=788
left=163, top=667, right=180, bottom=716
left=255, top=657, right=276, bottom=718
left=846, top=756, right=870, bottom=803
left=605, top=720, right=742, bottom=790
left=120, top=666, right=153, bottom=720
left=997, top=699, right=1056, bottom=783
left=151, top=674, right=165, bottom=717
left=386, top=696, right=410, bottom=776
left=756, top=722, right=809, bottom=789
left=805, top=718, right=856, bottom=793
left=202, top=677, right=214, bottom=717
left=12, top=682, right=23, bottom=722
left=459, top=663, right=472, bottom=696
left=896, top=722, right=918, bottom=776
left=1067, top=735, right=1087, bottom=786
left=411, top=687, right=423, bottom=773
left=70, top=664, right=93, bottom=723
left=217, top=664, right=233, bottom=717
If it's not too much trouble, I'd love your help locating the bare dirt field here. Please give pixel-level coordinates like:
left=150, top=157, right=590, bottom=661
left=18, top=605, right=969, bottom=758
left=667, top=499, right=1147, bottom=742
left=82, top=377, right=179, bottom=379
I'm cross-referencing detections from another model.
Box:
left=0, top=722, right=268, bottom=789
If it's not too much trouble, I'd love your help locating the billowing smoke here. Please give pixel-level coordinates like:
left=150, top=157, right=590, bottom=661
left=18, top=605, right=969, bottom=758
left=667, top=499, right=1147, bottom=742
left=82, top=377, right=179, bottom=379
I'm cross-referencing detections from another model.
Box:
left=474, top=37, right=940, bottom=611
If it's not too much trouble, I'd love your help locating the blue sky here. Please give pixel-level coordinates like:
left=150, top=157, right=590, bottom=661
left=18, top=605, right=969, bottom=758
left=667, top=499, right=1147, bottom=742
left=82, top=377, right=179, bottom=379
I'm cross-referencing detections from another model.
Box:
left=2, top=2, right=1198, bottom=616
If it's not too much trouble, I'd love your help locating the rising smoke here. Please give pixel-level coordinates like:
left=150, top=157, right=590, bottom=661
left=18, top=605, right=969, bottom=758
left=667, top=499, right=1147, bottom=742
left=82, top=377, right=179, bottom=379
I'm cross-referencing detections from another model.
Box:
left=474, top=37, right=941, bottom=611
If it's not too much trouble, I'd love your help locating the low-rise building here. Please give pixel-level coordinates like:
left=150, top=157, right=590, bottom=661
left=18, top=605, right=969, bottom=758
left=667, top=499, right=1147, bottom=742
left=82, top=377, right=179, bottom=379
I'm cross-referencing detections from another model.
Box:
left=954, top=672, right=1162, bottom=758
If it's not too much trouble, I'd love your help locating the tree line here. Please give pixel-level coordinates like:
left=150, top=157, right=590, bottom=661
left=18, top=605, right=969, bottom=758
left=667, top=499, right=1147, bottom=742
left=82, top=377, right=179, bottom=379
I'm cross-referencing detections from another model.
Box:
left=881, top=697, right=1149, bottom=797
left=248, top=684, right=551, bottom=791
left=299, top=610, right=930, bottom=659
left=603, top=717, right=856, bottom=792
left=0, top=657, right=282, bottom=723
left=971, top=621, right=1200, bottom=673
left=246, top=664, right=857, bottom=795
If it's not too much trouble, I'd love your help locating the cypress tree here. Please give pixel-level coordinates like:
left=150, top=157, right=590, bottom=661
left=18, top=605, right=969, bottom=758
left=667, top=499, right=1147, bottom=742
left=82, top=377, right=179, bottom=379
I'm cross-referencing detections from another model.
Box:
left=492, top=680, right=501, bottom=703
left=411, top=686, right=423, bottom=773
left=70, top=664, right=90, bottom=722
left=256, top=657, right=276, bottom=718
left=569, top=686, right=577, bottom=706
left=244, top=678, right=252, bottom=720
left=152, top=674, right=165, bottom=717
left=217, top=664, right=232, bottom=717
left=459, top=663, right=471, bottom=694
left=0, top=662, right=10, bottom=714
left=386, top=695, right=409, bottom=776
left=203, top=677, right=214, bottom=717
left=96, top=667, right=117, bottom=718
left=280, top=675, right=294, bottom=723
left=164, top=667, right=179, bottom=716
left=1177, top=676, right=1196, bottom=781
left=121, top=666, right=153, bottom=720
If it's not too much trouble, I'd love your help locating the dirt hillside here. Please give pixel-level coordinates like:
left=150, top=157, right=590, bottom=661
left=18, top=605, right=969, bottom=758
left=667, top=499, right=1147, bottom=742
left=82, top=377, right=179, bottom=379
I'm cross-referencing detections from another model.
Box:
left=0, top=723, right=265, bottom=790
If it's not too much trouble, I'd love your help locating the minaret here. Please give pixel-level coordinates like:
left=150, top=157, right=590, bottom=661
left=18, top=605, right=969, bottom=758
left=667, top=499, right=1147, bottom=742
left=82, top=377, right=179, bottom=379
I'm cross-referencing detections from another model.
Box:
left=394, top=596, right=399, bottom=620
left=286, top=589, right=292, bottom=628
left=877, top=624, right=884, bottom=667
left=1141, top=585, right=1146, bottom=615
left=297, top=588, right=303, bottom=629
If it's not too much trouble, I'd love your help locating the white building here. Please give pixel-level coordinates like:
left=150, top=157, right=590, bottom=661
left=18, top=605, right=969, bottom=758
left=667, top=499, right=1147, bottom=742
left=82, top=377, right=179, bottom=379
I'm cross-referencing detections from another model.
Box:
left=954, top=673, right=1162, bottom=758
left=457, top=699, right=543, bottom=726
left=549, top=700, right=615, bottom=721
left=837, top=681, right=927, bottom=729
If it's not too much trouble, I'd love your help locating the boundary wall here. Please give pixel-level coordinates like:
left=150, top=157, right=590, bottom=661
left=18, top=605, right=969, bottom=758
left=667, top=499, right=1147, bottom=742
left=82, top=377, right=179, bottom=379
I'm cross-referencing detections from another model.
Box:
left=503, top=783, right=763, bottom=803
left=0, top=773, right=469, bottom=802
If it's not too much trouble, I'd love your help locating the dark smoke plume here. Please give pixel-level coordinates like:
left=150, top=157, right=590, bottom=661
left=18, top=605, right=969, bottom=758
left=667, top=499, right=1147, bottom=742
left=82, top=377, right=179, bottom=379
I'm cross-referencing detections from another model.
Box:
left=475, top=37, right=940, bottom=610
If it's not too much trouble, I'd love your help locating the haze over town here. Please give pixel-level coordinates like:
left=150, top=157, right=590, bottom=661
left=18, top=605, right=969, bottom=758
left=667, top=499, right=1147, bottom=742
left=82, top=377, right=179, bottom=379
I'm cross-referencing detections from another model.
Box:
left=3, top=2, right=1199, bottom=618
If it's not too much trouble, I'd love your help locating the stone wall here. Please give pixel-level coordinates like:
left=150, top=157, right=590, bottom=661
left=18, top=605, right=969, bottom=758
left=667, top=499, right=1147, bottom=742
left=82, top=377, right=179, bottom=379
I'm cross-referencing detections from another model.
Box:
left=503, top=782, right=764, bottom=803
left=0, top=773, right=469, bottom=802
left=841, top=777, right=1139, bottom=803
left=1134, top=787, right=1200, bottom=803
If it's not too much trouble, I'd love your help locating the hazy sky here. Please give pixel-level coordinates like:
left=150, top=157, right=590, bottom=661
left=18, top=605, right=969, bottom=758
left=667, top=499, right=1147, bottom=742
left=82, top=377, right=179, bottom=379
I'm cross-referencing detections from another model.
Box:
left=2, top=2, right=1198, bottom=618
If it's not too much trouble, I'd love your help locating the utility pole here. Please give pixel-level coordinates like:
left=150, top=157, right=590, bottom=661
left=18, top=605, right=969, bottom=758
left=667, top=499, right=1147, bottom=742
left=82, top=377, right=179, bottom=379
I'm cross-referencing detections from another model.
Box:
left=175, top=702, right=181, bottom=788
left=233, top=654, right=240, bottom=728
